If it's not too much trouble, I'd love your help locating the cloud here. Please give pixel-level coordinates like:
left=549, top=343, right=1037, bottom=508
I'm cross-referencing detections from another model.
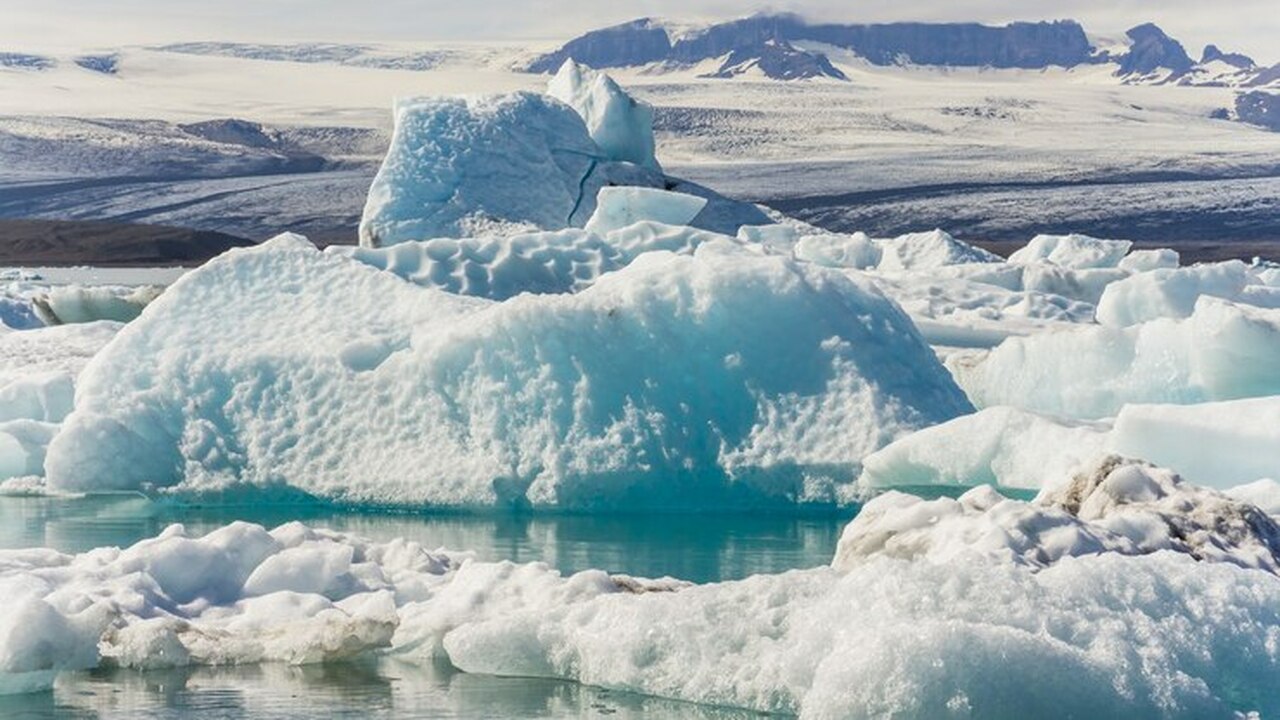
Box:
left=1, top=0, right=1274, bottom=63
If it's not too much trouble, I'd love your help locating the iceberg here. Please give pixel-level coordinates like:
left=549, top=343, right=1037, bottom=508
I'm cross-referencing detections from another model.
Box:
left=32, top=285, right=163, bottom=326
left=358, top=93, right=662, bottom=247
left=44, top=234, right=971, bottom=508
left=840, top=458, right=1280, bottom=572
left=1095, top=260, right=1278, bottom=326
left=960, top=296, right=1280, bottom=418
left=582, top=186, right=707, bottom=235
left=1111, top=397, right=1280, bottom=489
left=875, top=229, right=1002, bottom=271
left=1007, top=233, right=1133, bottom=269
left=547, top=59, right=660, bottom=171
left=331, top=223, right=728, bottom=300
left=793, top=231, right=881, bottom=269
left=857, top=406, right=1110, bottom=493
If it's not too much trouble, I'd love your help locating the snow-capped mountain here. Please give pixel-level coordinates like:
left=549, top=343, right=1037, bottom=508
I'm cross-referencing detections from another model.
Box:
left=527, top=14, right=1280, bottom=89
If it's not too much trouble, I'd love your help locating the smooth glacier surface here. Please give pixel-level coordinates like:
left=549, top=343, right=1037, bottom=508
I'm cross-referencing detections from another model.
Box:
left=45, top=234, right=971, bottom=508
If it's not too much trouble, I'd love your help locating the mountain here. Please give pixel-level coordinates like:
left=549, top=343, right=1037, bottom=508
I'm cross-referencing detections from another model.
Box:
left=528, top=15, right=1097, bottom=80
left=527, top=14, right=1279, bottom=88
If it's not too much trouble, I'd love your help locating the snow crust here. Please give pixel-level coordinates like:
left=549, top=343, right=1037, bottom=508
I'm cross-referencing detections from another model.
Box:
left=44, top=234, right=970, bottom=508
left=547, top=59, right=660, bottom=171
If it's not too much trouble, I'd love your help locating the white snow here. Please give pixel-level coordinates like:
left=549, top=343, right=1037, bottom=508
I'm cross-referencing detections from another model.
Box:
left=44, top=234, right=970, bottom=508
left=547, top=59, right=660, bottom=171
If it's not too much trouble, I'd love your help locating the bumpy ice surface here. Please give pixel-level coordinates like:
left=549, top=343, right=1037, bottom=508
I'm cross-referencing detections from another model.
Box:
left=45, top=234, right=971, bottom=508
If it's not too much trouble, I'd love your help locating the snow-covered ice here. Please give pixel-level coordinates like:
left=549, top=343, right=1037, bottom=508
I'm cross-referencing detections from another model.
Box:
left=874, top=229, right=1002, bottom=271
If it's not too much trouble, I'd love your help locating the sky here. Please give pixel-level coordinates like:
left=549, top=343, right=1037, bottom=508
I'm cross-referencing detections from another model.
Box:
left=1, top=0, right=1274, bottom=63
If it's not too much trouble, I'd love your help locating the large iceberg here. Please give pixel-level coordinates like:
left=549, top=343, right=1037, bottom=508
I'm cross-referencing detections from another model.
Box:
left=358, top=93, right=662, bottom=247
left=547, top=59, right=660, bottom=171
left=44, top=234, right=971, bottom=509
left=1096, top=260, right=1280, bottom=326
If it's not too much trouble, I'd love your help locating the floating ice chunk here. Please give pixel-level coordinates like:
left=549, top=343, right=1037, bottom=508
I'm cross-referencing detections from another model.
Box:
left=875, top=229, right=1001, bottom=271
left=46, top=235, right=970, bottom=509
left=962, top=296, right=1280, bottom=418
left=1110, top=397, right=1280, bottom=489
left=1008, top=233, right=1132, bottom=269
left=582, top=187, right=706, bottom=235
left=841, top=457, right=1280, bottom=573
left=358, top=93, right=661, bottom=247
left=1119, top=247, right=1180, bottom=272
left=793, top=232, right=881, bottom=269
left=32, top=285, right=162, bottom=325
left=858, top=406, right=1111, bottom=493
left=547, top=59, right=659, bottom=170
left=1096, top=260, right=1253, bottom=326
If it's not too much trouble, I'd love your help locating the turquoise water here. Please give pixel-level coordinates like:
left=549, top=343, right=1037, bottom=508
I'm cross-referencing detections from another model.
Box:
left=0, top=494, right=848, bottom=719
